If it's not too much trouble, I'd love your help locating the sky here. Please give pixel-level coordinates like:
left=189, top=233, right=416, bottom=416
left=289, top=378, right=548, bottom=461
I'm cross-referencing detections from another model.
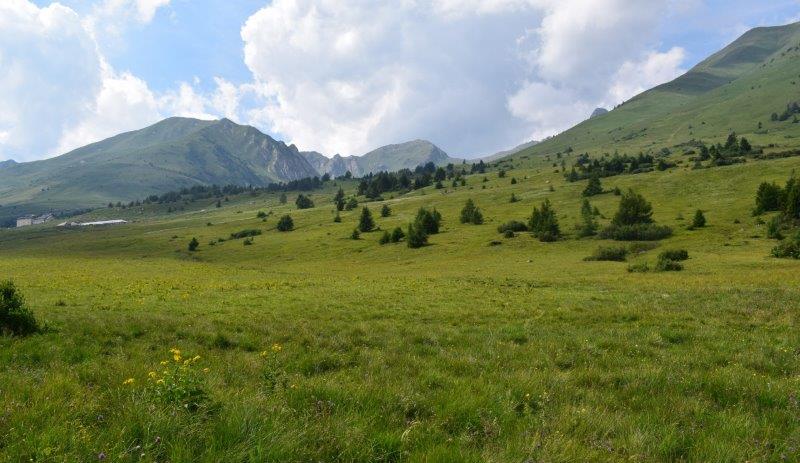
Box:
left=1, top=1, right=798, bottom=162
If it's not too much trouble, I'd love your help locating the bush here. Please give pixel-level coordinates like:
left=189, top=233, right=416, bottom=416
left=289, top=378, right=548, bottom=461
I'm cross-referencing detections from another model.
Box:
left=381, top=204, right=392, bottom=217
left=529, top=199, right=560, bottom=242
left=379, top=231, right=391, bottom=245
left=503, top=230, right=515, bottom=238
left=772, top=232, right=800, bottom=259
left=0, top=281, right=39, bottom=336
left=358, top=207, right=375, bottom=232
left=230, top=229, right=262, bottom=239
left=276, top=215, right=294, bottom=232
left=600, top=223, right=672, bottom=241
left=406, top=222, right=428, bottom=248
left=345, top=197, right=358, bottom=211
left=655, top=256, right=683, bottom=272
left=256, top=211, right=267, bottom=219
left=658, top=249, right=689, bottom=261
left=497, top=221, right=528, bottom=233
left=188, top=237, right=199, bottom=251
left=690, top=210, right=706, bottom=229
left=390, top=227, right=405, bottom=243
left=582, top=174, right=603, bottom=197
left=459, top=199, right=484, bottom=225
left=351, top=229, right=361, bottom=240
left=509, top=193, right=519, bottom=203
left=767, top=215, right=783, bottom=240
left=243, top=238, right=254, bottom=246
left=627, top=262, right=650, bottom=273
left=295, top=194, right=315, bottom=209
left=415, top=208, right=442, bottom=234
left=584, top=246, right=628, bottom=262
left=754, top=182, right=783, bottom=215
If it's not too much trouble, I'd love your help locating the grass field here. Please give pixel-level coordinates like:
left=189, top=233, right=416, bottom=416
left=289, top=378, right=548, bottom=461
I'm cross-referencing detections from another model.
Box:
left=1, top=153, right=800, bottom=462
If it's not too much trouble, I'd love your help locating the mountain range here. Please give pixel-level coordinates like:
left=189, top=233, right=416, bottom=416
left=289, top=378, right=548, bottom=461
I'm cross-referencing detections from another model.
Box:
left=1, top=21, right=799, bottom=226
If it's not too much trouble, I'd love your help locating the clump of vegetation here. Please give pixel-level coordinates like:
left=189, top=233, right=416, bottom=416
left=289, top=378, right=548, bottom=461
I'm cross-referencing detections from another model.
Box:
left=772, top=231, right=800, bottom=259
left=295, top=194, right=315, bottom=209
left=0, top=281, right=39, bottom=336
left=276, top=215, right=294, bottom=232
left=146, top=348, right=209, bottom=412
left=497, top=221, right=528, bottom=234
left=188, top=237, right=199, bottom=252
left=333, top=212, right=341, bottom=223
left=345, top=197, right=358, bottom=211
left=600, top=190, right=672, bottom=241
left=459, top=199, right=484, bottom=225
left=243, top=237, right=254, bottom=246
left=358, top=207, right=375, bottom=233
left=689, top=210, right=706, bottom=229
left=509, top=193, right=519, bottom=203
left=655, top=256, right=684, bottom=272
left=406, top=222, right=428, bottom=248
left=415, top=208, right=442, bottom=235
left=529, top=199, right=560, bottom=242
left=577, top=199, right=598, bottom=237
left=627, top=262, right=650, bottom=273
left=256, top=211, right=268, bottom=219
left=390, top=227, right=405, bottom=243
left=379, top=231, right=391, bottom=245
left=334, top=188, right=345, bottom=211
left=230, top=229, right=262, bottom=239
left=351, top=229, right=361, bottom=240
left=582, top=173, right=603, bottom=197
left=381, top=204, right=392, bottom=217
left=584, top=246, right=628, bottom=262
left=658, top=249, right=689, bottom=262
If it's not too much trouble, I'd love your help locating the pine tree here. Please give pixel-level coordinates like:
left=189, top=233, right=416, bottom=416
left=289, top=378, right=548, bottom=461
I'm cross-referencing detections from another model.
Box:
left=390, top=227, right=405, bottom=243
left=276, top=215, right=294, bottom=231
left=381, top=204, right=391, bottom=217
left=740, top=137, right=752, bottom=153
left=334, top=188, right=345, bottom=211
left=612, top=190, right=653, bottom=226
left=279, top=193, right=287, bottom=205
left=379, top=231, right=391, bottom=245
left=188, top=237, right=199, bottom=252
left=582, top=173, right=603, bottom=197
left=578, top=199, right=598, bottom=237
left=415, top=208, right=442, bottom=234
left=529, top=199, right=560, bottom=242
left=358, top=207, right=375, bottom=232
left=406, top=222, right=428, bottom=248
left=691, top=210, right=707, bottom=228
left=509, top=193, right=519, bottom=203
left=460, top=199, right=483, bottom=224
left=295, top=194, right=314, bottom=209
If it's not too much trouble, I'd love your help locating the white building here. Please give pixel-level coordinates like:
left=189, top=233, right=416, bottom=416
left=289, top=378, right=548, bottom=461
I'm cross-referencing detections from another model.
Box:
left=16, top=213, right=54, bottom=228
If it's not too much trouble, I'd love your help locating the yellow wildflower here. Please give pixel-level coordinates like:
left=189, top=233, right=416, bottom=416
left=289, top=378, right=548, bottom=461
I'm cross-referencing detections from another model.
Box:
left=271, top=343, right=283, bottom=352
left=148, top=371, right=157, bottom=379
left=259, top=351, right=268, bottom=357
left=160, top=360, right=169, bottom=366
left=202, top=368, right=210, bottom=373
left=122, top=378, right=135, bottom=385
left=173, top=353, right=182, bottom=362
left=156, top=379, right=164, bottom=384
left=192, top=355, right=201, bottom=362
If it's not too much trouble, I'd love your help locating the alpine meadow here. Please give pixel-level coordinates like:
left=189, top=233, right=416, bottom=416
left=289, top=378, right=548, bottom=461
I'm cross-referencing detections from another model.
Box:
left=2, top=5, right=800, bottom=463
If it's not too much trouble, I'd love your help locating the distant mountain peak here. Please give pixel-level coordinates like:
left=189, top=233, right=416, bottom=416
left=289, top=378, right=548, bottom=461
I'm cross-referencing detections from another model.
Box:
left=590, top=108, right=608, bottom=119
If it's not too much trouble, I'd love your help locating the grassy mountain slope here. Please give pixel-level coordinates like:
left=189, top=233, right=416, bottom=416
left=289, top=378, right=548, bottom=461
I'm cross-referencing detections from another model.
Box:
left=506, top=22, right=800, bottom=163
left=0, top=118, right=319, bottom=224
left=303, top=140, right=462, bottom=177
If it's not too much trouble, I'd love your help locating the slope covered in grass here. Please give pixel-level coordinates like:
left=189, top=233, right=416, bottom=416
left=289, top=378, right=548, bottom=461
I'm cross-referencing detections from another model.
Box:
left=1, top=145, right=798, bottom=461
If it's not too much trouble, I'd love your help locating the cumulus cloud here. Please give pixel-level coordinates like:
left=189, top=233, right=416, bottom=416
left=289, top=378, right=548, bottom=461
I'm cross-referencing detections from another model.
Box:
left=239, top=0, right=688, bottom=157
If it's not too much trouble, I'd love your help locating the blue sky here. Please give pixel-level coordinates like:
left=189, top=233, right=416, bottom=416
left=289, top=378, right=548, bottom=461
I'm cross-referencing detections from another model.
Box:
left=3, top=0, right=799, bottom=162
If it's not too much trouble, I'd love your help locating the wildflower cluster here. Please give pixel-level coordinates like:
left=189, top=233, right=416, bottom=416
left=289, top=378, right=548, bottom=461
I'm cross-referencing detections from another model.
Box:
left=147, top=348, right=209, bottom=412
left=260, top=343, right=290, bottom=393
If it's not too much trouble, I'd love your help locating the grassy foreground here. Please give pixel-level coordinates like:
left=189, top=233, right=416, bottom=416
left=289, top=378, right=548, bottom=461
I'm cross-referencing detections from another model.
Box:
left=1, top=154, right=800, bottom=462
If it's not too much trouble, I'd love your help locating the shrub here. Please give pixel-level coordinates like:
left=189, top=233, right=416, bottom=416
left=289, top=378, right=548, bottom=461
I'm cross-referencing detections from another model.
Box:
left=497, top=221, right=528, bottom=233
left=628, top=242, right=659, bottom=254
left=276, top=215, right=294, bottom=232
left=345, top=197, right=358, bottom=211
left=0, top=281, right=39, bottom=336
left=767, top=215, right=783, bottom=240
left=577, top=199, right=598, bottom=237
left=754, top=182, right=782, bottom=215
left=358, top=207, right=375, bottom=232
left=658, top=249, right=689, bottom=261
left=655, top=256, right=683, bottom=272
left=584, top=246, right=628, bottom=262
left=415, top=208, right=442, bottom=235
left=390, top=227, right=405, bottom=243
left=509, top=193, right=519, bottom=203
left=256, top=211, right=267, bottom=219
left=188, top=237, right=199, bottom=252
left=528, top=200, right=560, bottom=242
left=381, top=204, right=392, bottom=217
left=243, top=238, right=254, bottom=246
left=406, top=222, right=428, bottom=248
left=510, top=177, right=517, bottom=185
left=230, top=229, right=262, bottom=239
left=627, top=262, right=650, bottom=273
left=379, top=231, right=391, bottom=245
left=295, top=194, right=314, bottom=209
left=503, top=230, right=515, bottom=238
left=599, top=223, right=673, bottom=241
left=690, top=210, right=706, bottom=229
left=279, top=193, right=287, bottom=204
left=460, top=199, right=484, bottom=225
left=351, top=229, right=361, bottom=240
left=772, top=233, right=800, bottom=259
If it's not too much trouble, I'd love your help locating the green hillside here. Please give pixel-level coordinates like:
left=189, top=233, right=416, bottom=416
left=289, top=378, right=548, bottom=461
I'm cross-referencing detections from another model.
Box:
left=506, top=22, right=800, bottom=163
left=302, top=139, right=462, bottom=178
left=0, top=118, right=319, bottom=225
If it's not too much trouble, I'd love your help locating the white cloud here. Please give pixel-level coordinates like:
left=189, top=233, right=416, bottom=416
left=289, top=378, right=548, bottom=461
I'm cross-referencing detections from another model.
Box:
left=239, top=0, right=687, bottom=157
left=87, top=0, right=171, bottom=38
